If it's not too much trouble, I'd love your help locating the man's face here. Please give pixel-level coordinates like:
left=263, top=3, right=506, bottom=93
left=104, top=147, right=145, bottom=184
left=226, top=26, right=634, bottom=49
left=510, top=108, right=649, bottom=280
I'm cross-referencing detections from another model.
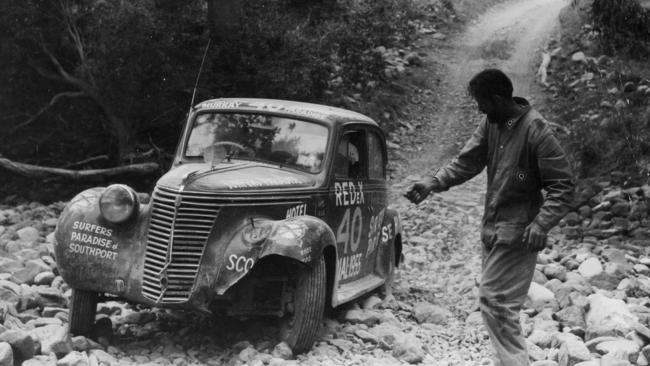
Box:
left=474, top=95, right=502, bottom=123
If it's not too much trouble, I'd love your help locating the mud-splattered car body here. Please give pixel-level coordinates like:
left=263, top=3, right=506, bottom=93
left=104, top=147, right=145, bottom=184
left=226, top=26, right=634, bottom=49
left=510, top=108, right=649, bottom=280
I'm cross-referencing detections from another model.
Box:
left=54, top=98, right=403, bottom=351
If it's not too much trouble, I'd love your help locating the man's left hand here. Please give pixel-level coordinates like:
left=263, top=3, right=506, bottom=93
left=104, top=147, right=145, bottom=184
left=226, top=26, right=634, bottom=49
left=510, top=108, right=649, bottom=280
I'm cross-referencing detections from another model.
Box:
left=522, top=222, right=547, bottom=252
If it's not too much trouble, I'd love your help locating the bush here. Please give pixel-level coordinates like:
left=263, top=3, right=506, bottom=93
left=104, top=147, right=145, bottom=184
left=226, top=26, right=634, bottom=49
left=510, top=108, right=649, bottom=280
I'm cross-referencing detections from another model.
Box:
left=591, top=0, right=650, bottom=57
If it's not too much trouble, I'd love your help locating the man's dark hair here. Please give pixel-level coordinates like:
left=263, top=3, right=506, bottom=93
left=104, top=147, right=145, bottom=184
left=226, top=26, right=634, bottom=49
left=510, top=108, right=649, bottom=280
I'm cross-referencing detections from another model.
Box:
left=467, top=69, right=513, bottom=99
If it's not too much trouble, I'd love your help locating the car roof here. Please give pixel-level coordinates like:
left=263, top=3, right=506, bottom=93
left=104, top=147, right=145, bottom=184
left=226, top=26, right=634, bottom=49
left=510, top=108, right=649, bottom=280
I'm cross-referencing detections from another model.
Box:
left=194, top=98, right=378, bottom=127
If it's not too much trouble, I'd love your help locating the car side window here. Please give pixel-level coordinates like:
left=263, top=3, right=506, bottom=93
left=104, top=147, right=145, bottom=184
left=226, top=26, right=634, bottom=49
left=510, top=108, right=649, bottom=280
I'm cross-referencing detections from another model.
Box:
left=335, top=131, right=366, bottom=179
left=368, top=131, right=385, bottom=179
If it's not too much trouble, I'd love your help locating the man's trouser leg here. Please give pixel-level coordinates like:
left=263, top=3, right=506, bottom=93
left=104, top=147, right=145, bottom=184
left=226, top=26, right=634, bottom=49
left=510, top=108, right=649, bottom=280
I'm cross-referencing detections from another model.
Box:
left=479, top=243, right=537, bottom=366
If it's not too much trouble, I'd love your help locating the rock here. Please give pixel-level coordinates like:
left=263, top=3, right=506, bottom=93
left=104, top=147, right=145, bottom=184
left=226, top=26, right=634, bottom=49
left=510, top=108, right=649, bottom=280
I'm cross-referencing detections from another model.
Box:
left=239, top=346, right=257, bottom=363
left=343, top=309, right=380, bottom=326
left=369, top=323, right=403, bottom=345
left=635, top=264, right=650, bottom=275
left=0, top=330, right=34, bottom=365
left=88, top=349, right=115, bottom=366
left=0, top=342, right=12, bottom=366
left=600, top=354, right=632, bottom=365
left=533, top=270, right=549, bottom=284
left=271, top=342, right=292, bottom=360
left=9, top=260, right=50, bottom=285
left=0, top=281, right=21, bottom=308
left=33, top=272, right=55, bottom=286
left=392, top=334, right=424, bottom=364
left=558, top=334, right=592, bottom=366
left=465, top=311, right=483, bottom=327
left=531, top=361, right=559, bottom=366
left=611, top=202, right=631, bottom=217
left=572, top=52, right=586, bottom=62
left=354, top=329, right=379, bottom=343
left=56, top=351, right=89, bottom=366
left=527, top=339, right=547, bottom=361
left=16, top=228, right=39, bottom=245
left=579, top=258, right=603, bottom=278
left=528, top=329, right=554, bottom=348
left=29, top=324, right=71, bottom=357
left=545, top=263, right=568, bottom=282
left=412, top=302, right=449, bottom=324
left=589, top=263, right=627, bottom=291
left=0, top=259, right=23, bottom=274
left=586, top=293, right=638, bottom=340
left=555, top=306, right=587, bottom=329
left=563, top=212, right=582, bottom=226
left=361, top=295, right=382, bottom=310
left=595, top=339, right=640, bottom=363
left=527, top=282, right=556, bottom=310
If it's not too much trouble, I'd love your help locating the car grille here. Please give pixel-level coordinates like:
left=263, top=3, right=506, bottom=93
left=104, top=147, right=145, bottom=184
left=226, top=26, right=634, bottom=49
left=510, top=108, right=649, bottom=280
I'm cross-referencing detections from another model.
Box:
left=142, top=186, right=220, bottom=303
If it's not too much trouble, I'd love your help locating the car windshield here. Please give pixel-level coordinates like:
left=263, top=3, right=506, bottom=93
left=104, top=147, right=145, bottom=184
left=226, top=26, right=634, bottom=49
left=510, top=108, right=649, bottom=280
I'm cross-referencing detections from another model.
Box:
left=185, top=112, right=329, bottom=173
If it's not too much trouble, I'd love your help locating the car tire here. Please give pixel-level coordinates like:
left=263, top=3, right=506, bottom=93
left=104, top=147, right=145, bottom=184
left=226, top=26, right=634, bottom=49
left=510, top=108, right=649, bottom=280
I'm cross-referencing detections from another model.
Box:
left=69, top=289, right=98, bottom=336
left=280, top=256, right=326, bottom=354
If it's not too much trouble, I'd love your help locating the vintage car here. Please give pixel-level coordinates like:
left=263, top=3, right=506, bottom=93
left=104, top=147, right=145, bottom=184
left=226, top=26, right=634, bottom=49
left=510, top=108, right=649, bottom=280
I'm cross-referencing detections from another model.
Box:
left=54, top=98, right=403, bottom=353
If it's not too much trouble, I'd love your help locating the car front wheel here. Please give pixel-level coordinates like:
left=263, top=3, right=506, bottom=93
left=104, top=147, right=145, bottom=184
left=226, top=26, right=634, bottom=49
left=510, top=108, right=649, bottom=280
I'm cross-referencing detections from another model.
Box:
left=69, top=289, right=98, bottom=336
left=280, top=256, right=326, bottom=354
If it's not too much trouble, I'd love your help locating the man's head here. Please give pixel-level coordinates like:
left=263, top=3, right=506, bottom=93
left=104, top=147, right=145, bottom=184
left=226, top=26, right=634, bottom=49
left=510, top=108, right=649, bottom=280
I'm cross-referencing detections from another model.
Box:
left=468, top=69, right=514, bottom=122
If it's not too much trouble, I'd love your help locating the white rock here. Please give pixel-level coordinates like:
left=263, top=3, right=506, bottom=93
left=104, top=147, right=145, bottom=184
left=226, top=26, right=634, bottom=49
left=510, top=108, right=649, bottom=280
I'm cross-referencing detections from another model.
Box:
left=572, top=51, right=587, bottom=62
left=56, top=351, right=89, bottom=366
left=558, top=333, right=592, bottom=366
left=595, top=339, right=640, bottom=363
left=16, top=227, right=39, bottom=244
left=586, top=293, right=638, bottom=340
left=0, top=342, right=12, bottom=366
left=528, top=282, right=556, bottom=309
left=579, top=258, right=603, bottom=278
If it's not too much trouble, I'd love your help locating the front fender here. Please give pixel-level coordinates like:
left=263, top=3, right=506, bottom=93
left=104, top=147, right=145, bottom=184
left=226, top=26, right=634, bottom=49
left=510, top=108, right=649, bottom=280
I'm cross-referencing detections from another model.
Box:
left=208, top=215, right=335, bottom=295
left=53, top=188, right=150, bottom=296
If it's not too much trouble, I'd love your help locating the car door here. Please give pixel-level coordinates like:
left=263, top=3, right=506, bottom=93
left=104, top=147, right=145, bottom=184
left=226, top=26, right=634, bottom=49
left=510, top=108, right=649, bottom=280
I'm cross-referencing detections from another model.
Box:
left=362, top=128, right=390, bottom=275
left=329, top=127, right=371, bottom=284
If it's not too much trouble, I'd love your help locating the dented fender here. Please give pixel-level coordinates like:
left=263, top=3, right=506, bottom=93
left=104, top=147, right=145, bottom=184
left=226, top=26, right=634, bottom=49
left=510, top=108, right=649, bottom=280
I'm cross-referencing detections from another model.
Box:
left=53, top=187, right=150, bottom=298
left=204, top=215, right=336, bottom=295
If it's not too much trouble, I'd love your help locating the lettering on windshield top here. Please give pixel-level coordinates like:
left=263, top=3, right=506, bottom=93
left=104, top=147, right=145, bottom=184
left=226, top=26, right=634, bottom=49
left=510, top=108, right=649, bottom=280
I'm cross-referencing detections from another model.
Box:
left=200, top=101, right=242, bottom=110
left=245, top=101, right=327, bottom=120
left=334, top=182, right=365, bottom=207
left=225, top=177, right=306, bottom=189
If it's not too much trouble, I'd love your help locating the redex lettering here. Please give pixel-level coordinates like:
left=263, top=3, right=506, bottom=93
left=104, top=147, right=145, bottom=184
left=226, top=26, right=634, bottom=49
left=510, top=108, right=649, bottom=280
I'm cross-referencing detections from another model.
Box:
left=334, top=182, right=365, bottom=207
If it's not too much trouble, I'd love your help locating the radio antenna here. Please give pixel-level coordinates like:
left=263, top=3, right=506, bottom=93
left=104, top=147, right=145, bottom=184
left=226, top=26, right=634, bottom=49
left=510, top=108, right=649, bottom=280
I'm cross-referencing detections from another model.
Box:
left=189, top=37, right=212, bottom=111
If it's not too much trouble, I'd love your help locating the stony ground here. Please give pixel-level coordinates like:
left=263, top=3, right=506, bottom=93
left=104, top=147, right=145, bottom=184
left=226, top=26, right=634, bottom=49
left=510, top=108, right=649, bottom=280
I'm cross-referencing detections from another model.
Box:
left=4, top=1, right=650, bottom=366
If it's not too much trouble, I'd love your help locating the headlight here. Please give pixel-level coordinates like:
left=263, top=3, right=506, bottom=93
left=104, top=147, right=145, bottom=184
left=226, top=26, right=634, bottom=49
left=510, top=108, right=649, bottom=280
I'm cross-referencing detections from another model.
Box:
left=99, top=184, right=138, bottom=224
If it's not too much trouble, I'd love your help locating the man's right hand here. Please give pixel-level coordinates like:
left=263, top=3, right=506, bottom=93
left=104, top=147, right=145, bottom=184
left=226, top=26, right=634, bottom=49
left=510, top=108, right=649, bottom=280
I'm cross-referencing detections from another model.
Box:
left=405, top=179, right=440, bottom=204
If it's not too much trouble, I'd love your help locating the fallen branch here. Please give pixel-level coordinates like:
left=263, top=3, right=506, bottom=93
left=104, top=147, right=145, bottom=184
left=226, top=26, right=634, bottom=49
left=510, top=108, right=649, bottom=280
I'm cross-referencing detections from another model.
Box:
left=62, top=154, right=110, bottom=168
left=0, top=157, right=159, bottom=180
left=537, top=47, right=562, bottom=86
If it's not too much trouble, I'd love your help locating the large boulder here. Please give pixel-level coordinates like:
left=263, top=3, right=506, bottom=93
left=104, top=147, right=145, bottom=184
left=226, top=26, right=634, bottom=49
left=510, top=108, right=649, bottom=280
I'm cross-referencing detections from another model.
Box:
left=579, top=258, right=603, bottom=278
left=527, top=282, right=557, bottom=310
left=595, top=339, right=640, bottom=363
left=0, top=330, right=35, bottom=365
left=586, top=293, right=638, bottom=340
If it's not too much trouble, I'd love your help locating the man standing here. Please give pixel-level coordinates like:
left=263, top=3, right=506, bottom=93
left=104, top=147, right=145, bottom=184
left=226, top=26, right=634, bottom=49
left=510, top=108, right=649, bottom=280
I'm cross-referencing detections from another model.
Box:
left=405, top=69, right=574, bottom=366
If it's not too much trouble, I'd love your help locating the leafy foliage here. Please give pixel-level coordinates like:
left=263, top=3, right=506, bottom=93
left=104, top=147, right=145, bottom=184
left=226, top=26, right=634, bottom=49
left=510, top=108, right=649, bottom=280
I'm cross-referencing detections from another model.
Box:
left=591, top=0, right=650, bottom=58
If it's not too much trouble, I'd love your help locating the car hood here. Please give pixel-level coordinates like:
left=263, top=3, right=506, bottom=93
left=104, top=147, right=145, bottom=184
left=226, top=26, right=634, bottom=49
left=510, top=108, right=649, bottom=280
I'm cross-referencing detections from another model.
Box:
left=157, top=162, right=317, bottom=191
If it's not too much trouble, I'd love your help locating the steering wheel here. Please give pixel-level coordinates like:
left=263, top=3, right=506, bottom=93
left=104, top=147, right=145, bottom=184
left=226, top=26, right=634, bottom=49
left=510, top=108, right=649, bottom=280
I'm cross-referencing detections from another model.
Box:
left=207, top=141, right=250, bottom=162
left=211, top=141, right=247, bottom=152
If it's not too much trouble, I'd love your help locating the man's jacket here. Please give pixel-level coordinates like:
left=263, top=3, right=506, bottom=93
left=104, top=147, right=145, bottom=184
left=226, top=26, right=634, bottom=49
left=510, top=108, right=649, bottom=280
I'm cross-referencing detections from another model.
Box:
left=434, top=98, right=574, bottom=246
